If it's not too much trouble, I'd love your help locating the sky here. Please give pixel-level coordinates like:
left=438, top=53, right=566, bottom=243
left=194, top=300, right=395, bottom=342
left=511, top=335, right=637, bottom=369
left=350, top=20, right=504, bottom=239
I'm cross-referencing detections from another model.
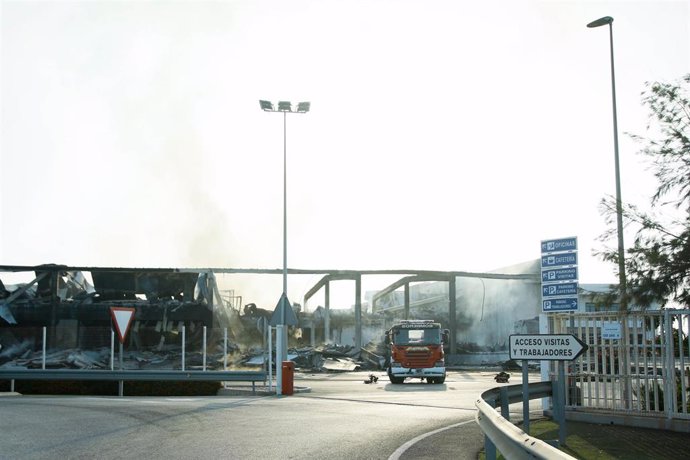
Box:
left=1, top=0, right=689, bottom=310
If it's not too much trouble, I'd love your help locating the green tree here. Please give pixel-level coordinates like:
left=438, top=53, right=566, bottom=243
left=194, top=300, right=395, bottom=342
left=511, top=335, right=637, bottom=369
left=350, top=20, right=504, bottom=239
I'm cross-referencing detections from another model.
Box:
left=598, top=74, right=690, bottom=308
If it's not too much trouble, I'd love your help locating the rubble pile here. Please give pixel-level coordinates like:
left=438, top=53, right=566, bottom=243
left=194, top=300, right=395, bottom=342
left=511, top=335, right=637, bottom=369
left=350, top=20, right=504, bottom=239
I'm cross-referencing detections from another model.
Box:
left=360, top=339, right=387, bottom=369
left=0, top=343, right=246, bottom=371
left=0, top=341, right=379, bottom=373
left=290, top=344, right=363, bottom=372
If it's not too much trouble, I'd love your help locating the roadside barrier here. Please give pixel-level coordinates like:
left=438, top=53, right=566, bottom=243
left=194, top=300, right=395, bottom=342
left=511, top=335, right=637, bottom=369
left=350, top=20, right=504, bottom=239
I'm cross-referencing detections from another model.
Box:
left=475, top=381, right=575, bottom=460
left=0, top=369, right=266, bottom=396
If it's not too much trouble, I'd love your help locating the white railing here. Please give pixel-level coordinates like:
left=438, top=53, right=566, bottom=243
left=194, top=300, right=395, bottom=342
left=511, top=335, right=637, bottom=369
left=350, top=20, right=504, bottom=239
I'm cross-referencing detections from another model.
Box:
left=549, top=309, right=690, bottom=419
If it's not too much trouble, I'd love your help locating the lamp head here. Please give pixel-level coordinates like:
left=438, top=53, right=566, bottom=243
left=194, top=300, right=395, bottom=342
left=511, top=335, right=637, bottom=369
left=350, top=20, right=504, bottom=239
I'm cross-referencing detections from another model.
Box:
left=278, top=101, right=292, bottom=112
left=296, top=102, right=311, bottom=113
left=587, top=16, right=613, bottom=28
left=259, top=100, right=274, bottom=111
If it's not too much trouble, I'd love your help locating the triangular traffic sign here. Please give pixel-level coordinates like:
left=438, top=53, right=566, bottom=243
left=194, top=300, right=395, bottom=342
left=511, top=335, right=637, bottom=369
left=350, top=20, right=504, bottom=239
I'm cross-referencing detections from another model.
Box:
left=110, top=307, right=136, bottom=344
left=270, top=292, right=298, bottom=326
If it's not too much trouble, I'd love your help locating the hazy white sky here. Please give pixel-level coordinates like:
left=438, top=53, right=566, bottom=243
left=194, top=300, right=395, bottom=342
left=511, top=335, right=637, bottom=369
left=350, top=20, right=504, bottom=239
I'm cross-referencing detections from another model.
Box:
left=1, top=0, right=689, bottom=309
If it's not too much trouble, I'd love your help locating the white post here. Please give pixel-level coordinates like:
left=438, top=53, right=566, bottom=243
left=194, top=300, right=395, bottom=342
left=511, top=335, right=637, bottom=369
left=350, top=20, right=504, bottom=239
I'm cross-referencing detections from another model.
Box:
left=110, top=329, right=115, bottom=370
left=42, top=327, right=46, bottom=370
left=119, top=340, right=124, bottom=396
left=182, top=325, right=186, bottom=371
left=202, top=326, right=207, bottom=371
left=268, top=326, right=273, bottom=392
left=276, top=325, right=283, bottom=395
left=224, top=328, right=228, bottom=370
left=539, top=313, right=551, bottom=412
left=664, top=310, right=675, bottom=415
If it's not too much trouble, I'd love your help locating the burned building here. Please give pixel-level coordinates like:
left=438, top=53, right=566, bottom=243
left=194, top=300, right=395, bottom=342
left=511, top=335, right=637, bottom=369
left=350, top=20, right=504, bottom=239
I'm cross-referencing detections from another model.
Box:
left=0, top=264, right=227, bottom=350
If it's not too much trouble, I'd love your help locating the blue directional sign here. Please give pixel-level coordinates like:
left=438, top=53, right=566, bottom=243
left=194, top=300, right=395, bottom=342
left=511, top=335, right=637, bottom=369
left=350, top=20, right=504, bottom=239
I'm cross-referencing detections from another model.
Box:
left=540, top=236, right=579, bottom=313
left=542, top=267, right=578, bottom=283
left=541, top=252, right=577, bottom=269
left=541, top=237, right=577, bottom=254
left=543, top=297, right=579, bottom=312
left=542, top=282, right=578, bottom=298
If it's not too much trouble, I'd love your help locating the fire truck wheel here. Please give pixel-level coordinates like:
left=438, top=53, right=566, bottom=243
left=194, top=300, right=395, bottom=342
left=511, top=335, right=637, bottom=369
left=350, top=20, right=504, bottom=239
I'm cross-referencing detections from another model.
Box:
left=388, top=369, right=405, bottom=384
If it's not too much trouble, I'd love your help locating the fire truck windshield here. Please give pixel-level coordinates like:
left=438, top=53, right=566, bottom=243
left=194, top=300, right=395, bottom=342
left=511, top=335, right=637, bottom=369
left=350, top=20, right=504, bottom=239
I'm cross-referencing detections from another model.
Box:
left=392, top=328, right=441, bottom=345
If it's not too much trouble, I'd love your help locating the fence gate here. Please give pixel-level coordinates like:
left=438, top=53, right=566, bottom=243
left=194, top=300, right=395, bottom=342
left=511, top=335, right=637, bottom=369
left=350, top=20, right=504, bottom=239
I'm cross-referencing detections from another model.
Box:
left=548, top=310, right=689, bottom=420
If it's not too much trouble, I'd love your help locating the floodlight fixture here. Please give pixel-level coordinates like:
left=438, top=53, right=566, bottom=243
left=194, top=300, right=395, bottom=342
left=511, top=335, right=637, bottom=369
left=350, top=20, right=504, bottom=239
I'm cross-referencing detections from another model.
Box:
left=587, top=16, right=613, bottom=28
left=296, top=102, right=311, bottom=113
left=260, top=100, right=312, bottom=113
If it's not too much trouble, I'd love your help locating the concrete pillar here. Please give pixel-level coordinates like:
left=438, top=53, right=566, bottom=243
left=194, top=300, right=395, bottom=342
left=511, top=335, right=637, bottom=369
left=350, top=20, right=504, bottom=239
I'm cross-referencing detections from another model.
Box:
left=355, top=275, right=362, bottom=350
left=404, top=283, right=410, bottom=320
left=449, top=276, right=457, bottom=354
left=325, top=281, right=330, bottom=343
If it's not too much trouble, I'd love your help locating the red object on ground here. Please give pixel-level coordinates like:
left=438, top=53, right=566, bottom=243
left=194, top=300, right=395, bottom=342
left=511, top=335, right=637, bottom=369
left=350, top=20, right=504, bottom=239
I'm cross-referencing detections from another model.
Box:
left=281, top=361, right=294, bottom=396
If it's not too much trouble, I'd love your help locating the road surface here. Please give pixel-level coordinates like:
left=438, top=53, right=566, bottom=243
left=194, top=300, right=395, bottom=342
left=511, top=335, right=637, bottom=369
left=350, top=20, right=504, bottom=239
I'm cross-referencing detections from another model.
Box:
left=1, top=370, right=536, bottom=459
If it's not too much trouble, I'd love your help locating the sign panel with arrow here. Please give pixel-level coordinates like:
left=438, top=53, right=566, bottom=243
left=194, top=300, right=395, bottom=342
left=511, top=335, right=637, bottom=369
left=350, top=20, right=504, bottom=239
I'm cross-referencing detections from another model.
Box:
left=509, top=334, right=587, bottom=361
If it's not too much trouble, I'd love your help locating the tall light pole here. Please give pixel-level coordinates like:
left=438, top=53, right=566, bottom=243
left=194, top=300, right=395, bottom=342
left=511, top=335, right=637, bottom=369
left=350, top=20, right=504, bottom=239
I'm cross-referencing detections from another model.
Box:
left=587, top=16, right=631, bottom=410
left=587, top=16, right=627, bottom=312
left=259, top=99, right=310, bottom=395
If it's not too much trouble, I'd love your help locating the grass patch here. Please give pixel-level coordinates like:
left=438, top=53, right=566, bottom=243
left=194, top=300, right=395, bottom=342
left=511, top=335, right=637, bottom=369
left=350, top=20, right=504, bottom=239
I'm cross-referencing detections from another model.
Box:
left=479, top=418, right=618, bottom=460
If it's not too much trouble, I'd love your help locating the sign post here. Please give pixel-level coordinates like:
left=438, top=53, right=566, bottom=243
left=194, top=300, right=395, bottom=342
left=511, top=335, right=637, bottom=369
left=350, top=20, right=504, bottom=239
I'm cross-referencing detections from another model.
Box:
left=109, top=307, right=135, bottom=397
left=270, top=293, right=298, bottom=396
left=510, top=333, right=587, bottom=444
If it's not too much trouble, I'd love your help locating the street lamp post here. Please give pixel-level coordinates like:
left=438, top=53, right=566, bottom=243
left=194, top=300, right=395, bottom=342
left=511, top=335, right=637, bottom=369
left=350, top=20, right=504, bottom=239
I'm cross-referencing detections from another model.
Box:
left=587, top=16, right=627, bottom=311
left=259, top=100, right=310, bottom=395
left=587, top=16, right=631, bottom=409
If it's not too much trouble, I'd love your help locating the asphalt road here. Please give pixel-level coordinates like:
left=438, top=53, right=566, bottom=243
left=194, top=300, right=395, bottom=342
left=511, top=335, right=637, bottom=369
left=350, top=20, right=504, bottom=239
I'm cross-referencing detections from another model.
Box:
left=0, top=371, right=530, bottom=459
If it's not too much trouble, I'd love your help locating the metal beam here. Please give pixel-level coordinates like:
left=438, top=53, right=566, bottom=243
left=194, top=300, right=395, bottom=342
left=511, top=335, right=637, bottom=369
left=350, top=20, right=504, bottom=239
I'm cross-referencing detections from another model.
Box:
left=0, top=265, right=540, bottom=281
left=0, top=369, right=266, bottom=382
left=449, top=276, right=457, bottom=354
left=371, top=274, right=454, bottom=312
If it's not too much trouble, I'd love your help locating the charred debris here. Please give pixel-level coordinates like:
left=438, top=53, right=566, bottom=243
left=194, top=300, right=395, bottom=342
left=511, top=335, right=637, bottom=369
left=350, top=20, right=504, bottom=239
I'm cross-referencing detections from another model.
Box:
left=0, top=265, right=380, bottom=373
left=1, top=264, right=531, bottom=373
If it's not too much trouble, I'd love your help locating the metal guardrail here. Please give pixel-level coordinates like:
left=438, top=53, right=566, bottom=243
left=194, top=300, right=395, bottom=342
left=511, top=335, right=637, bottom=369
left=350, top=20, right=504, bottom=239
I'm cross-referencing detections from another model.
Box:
left=1, top=369, right=267, bottom=395
left=475, top=381, right=575, bottom=460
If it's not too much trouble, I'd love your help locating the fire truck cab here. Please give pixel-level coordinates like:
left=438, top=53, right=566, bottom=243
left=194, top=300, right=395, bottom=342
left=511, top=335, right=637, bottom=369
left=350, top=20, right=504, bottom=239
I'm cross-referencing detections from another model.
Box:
left=385, top=320, right=449, bottom=384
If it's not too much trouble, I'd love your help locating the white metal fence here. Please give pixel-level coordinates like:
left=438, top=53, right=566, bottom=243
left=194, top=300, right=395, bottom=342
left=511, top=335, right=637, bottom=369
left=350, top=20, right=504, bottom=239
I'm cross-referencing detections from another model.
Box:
left=549, top=310, right=690, bottom=420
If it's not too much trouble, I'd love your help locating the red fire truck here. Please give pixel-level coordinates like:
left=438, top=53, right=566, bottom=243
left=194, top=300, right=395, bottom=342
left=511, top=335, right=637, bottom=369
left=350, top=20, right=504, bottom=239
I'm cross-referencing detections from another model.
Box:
left=385, top=320, right=448, bottom=384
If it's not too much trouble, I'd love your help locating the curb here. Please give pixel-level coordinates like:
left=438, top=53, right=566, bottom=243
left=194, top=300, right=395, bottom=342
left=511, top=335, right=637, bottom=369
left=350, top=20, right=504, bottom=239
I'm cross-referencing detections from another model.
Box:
left=217, top=385, right=311, bottom=396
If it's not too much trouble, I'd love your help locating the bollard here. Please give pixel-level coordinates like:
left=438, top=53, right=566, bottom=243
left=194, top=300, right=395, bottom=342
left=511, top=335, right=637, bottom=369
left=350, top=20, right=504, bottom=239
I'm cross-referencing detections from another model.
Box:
left=281, top=361, right=295, bottom=396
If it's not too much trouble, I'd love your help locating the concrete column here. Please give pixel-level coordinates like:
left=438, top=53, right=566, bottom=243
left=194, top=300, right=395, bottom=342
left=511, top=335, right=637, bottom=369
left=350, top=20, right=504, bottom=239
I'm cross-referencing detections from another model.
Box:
left=449, top=276, right=457, bottom=354
left=355, top=275, right=362, bottom=350
left=404, top=283, right=410, bottom=320
left=50, top=270, right=59, bottom=348
left=324, top=281, right=330, bottom=343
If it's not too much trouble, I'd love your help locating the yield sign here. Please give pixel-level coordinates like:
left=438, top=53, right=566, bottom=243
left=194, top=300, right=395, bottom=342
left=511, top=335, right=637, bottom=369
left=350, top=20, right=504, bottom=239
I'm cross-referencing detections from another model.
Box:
left=270, top=292, right=298, bottom=326
left=110, top=307, right=136, bottom=344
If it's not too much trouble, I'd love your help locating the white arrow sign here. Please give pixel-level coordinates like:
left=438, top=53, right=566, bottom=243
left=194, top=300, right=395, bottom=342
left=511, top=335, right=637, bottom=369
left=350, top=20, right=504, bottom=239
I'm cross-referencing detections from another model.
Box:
left=509, top=334, right=587, bottom=361
left=110, top=307, right=135, bottom=344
